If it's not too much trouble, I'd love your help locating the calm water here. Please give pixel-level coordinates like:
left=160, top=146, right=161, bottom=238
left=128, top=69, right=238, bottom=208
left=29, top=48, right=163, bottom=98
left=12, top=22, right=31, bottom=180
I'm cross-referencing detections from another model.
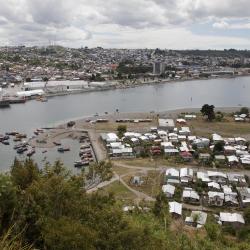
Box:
left=1, top=76, right=250, bottom=170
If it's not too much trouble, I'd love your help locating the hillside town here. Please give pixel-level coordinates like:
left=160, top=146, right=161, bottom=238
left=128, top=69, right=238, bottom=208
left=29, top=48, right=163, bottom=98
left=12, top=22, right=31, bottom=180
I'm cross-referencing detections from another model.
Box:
left=1, top=47, right=250, bottom=95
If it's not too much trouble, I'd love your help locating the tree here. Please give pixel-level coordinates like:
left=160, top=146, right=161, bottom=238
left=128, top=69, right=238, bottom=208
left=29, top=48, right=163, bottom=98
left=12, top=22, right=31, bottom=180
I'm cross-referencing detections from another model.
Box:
left=0, top=175, right=17, bottom=232
left=201, top=104, right=215, bottom=121
left=205, top=222, right=221, bottom=241
left=117, top=125, right=127, bottom=138
left=240, top=107, right=249, bottom=115
left=244, top=206, right=250, bottom=225
left=153, top=192, right=170, bottom=231
left=11, top=159, right=40, bottom=190
left=42, top=217, right=96, bottom=250
left=213, top=141, right=225, bottom=154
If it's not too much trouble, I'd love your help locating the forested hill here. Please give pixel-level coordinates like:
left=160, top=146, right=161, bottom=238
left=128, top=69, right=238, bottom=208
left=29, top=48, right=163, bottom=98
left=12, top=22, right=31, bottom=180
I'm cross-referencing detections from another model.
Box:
left=0, top=159, right=249, bottom=250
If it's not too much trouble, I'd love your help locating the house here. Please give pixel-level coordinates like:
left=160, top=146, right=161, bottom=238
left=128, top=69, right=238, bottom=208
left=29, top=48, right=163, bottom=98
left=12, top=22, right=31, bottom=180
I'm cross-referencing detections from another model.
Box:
left=102, top=133, right=119, bottom=143
left=212, top=133, right=223, bottom=142
left=131, top=176, right=143, bottom=186
left=199, top=153, right=211, bottom=162
left=207, top=171, right=227, bottom=184
left=180, top=168, right=193, bottom=184
left=185, top=114, right=197, bottom=120
left=165, top=168, right=180, bottom=184
left=180, top=151, right=193, bottom=162
left=224, top=146, right=236, bottom=156
left=214, top=155, right=226, bottom=162
left=208, top=191, right=224, bottom=206
left=183, top=188, right=200, bottom=204
left=168, top=133, right=178, bottom=143
left=235, top=137, right=247, bottom=145
left=162, top=184, right=175, bottom=198
left=227, top=173, right=247, bottom=187
left=208, top=182, right=221, bottom=191
left=158, top=118, right=175, bottom=131
left=223, top=185, right=238, bottom=206
left=164, top=148, right=179, bottom=156
left=237, top=187, right=250, bottom=207
left=219, top=212, right=245, bottom=227
left=192, top=138, right=210, bottom=149
left=197, top=171, right=211, bottom=183
left=240, top=155, right=250, bottom=166
left=161, top=141, right=174, bottom=149
left=158, top=130, right=168, bottom=139
left=227, top=155, right=239, bottom=166
left=179, top=127, right=190, bottom=136
left=188, top=135, right=197, bottom=143
left=169, top=201, right=182, bottom=218
left=185, top=211, right=207, bottom=228
left=176, top=118, right=187, bottom=125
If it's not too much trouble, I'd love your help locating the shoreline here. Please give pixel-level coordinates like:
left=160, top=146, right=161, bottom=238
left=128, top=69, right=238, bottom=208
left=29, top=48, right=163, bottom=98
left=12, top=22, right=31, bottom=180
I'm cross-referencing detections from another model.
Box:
left=3, top=74, right=250, bottom=105
left=29, top=74, right=250, bottom=99
left=55, top=106, right=247, bottom=129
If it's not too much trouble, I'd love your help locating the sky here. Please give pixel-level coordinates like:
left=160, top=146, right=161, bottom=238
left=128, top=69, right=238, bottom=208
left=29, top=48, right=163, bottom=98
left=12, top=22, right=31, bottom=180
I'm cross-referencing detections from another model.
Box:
left=0, top=0, right=250, bottom=49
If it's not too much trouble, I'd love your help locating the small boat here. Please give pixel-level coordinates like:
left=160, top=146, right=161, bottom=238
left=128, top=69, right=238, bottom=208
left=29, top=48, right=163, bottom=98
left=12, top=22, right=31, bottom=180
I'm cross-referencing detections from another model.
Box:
left=6, top=131, right=18, bottom=136
left=13, top=142, right=28, bottom=150
left=80, top=144, right=91, bottom=149
left=53, top=141, right=62, bottom=146
left=42, top=150, right=47, bottom=154
left=15, top=133, right=27, bottom=139
left=74, top=160, right=89, bottom=167
left=9, top=97, right=26, bottom=104
left=0, top=99, right=10, bottom=108
left=13, top=137, right=22, bottom=142
left=2, top=140, right=10, bottom=145
left=27, top=148, right=35, bottom=157
left=17, top=147, right=28, bottom=154
left=58, top=147, right=70, bottom=153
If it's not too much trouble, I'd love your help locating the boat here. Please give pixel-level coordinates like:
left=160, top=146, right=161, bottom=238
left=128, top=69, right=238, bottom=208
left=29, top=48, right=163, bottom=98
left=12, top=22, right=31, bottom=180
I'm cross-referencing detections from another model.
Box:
left=58, top=147, right=70, bottom=153
left=17, top=147, right=28, bottom=154
left=74, top=160, right=89, bottom=168
left=9, top=97, right=26, bottom=104
left=13, top=142, right=28, bottom=150
left=0, top=99, right=10, bottom=108
left=6, top=131, right=18, bottom=136
left=53, top=141, right=62, bottom=146
left=27, top=148, right=35, bottom=157
left=2, top=140, right=10, bottom=145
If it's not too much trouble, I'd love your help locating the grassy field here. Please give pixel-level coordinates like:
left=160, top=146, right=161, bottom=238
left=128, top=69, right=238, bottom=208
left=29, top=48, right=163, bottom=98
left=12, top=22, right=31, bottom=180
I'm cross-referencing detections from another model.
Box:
left=98, top=180, right=136, bottom=201
left=123, top=170, right=163, bottom=198
left=186, top=116, right=250, bottom=138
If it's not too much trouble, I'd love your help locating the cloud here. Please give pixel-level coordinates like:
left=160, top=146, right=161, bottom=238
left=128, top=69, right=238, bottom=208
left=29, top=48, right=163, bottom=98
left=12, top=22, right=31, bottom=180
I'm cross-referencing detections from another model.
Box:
left=213, top=20, right=229, bottom=29
left=0, top=0, right=249, bottom=48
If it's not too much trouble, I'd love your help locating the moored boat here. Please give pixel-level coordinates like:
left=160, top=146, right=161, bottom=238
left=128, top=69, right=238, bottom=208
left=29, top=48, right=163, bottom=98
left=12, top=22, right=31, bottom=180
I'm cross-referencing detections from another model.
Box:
left=58, top=147, right=70, bottom=153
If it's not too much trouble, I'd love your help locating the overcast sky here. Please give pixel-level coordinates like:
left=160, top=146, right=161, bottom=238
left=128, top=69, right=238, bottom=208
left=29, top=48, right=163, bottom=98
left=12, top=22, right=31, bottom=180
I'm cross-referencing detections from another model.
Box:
left=0, top=0, right=250, bottom=49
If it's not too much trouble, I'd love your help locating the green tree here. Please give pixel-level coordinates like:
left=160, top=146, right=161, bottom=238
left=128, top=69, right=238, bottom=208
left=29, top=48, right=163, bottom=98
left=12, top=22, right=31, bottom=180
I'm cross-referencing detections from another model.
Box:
left=0, top=175, right=17, bottom=232
left=205, top=222, right=221, bottom=241
left=213, top=141, right=225, bottom=154
left=153, top=192, right=170, bottom=231
left=201, top=104, right=215, bottom=121
left=11, top=159, right=40, bottom=190
left=117, top=125, right=127, bottom=138
left=240, top=107, right=249, bottom=115
left=42, top=217, right=96, bottom=250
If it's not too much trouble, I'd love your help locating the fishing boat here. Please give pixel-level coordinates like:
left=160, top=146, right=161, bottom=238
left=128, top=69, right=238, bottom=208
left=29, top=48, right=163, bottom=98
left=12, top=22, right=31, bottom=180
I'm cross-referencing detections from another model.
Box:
left=27, top=148, right=35, bottom=157
left=2, top=140, right=10, bottom=145
left=9, top=97, right=26, bottom=104
left=53, top=141, right=62, bottom=146
left=0, top=99, right=10, bottom=108
left=17, top=147, right=28, bottom=154
left=58, top=147, right=70, bottom=153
